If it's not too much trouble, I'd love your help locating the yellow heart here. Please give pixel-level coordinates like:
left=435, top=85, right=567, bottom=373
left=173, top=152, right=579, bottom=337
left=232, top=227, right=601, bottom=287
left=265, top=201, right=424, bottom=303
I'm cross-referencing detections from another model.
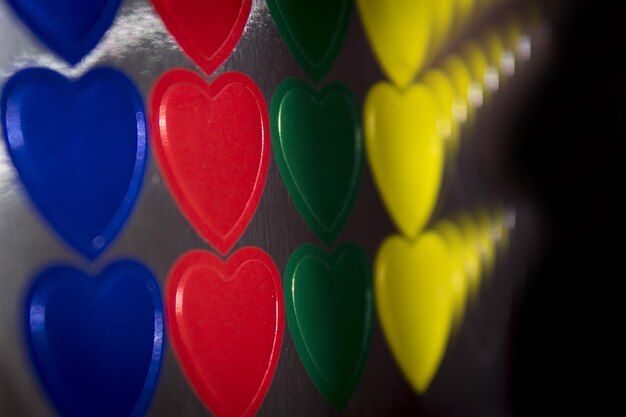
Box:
left=429, top=0, right=455, bottom=57
left=364, top=82, right=444, bottom=239
left=453, top=0, right=476, bottom=33
left=456, top=212, right=482, bottom=302
left=461, top=41, right=489, bottom=102
left=482, top=29, right=506, bottom=92
left=434, top=220, right=468, bottom=330
left=476, top=207, right=497, bottom=276
left=493, top=205, right=510, bottom=252
left=422, top=69, right=460, bottom=156
left=442, top=55, right=473, bottom=125
left=356, top=0, right=432, bottom=88
left=375, top=232, right=454, bottom=394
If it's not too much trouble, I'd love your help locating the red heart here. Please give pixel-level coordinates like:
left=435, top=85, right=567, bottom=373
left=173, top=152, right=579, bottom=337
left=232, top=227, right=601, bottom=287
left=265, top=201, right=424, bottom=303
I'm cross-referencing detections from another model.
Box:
left=166, top=248, right=284, bottom=417
left=150, top=70, right=269, bottom=255
left=150, top=0, right=251, bottom=76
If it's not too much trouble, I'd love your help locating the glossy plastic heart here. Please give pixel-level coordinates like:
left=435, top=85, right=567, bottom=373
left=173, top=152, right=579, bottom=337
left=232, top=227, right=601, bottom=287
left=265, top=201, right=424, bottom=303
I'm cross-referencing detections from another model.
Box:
left=284, top=243, right=372, bottom=410
left=24, top=260, right=164, bottom=417
left=271, top=79, right=362, bottom=246
left=150, top=0, right=251, bottom=76
left=150, top=70, right=269, bottom=255
left=266, top=0, right=352, bottom=81
left=1, top=68, right=148, bottom=260
left=364, top=82, right=444, bottom=239
left=166, top=248, right=284, bottom=417
left=375, top=233, right=453, bottom=394
left=5, top=0, right=121, bottom=64
left=356, top=0, right=431, bottom=88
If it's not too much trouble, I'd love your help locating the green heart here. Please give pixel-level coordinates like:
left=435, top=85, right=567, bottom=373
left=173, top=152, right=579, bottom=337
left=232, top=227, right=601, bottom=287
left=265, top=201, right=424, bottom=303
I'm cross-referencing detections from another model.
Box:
left=271, top=78, right=363, bottom=247
left=284, top=243, right=373, bottom=410
left=266, top=0, right=353, bottom=81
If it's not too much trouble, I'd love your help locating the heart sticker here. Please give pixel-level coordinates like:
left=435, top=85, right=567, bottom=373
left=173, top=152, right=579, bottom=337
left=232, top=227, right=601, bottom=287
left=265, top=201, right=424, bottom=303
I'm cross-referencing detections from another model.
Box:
left=422, top=69, right=460, bottom=155
left=442, top=55, right=473, bottom=124
left=150, top=70, right=269, bottom=255
left=1, top=68, right=148, bottom=260
left=150, top=0, right=251, bottom=76
left=24, top=260, right=164, bottom=417
left=456, top=212, right=482, bottom=302
left=434, top=219, right=469, bottom=330
left=356, top=0, right=431, bottom=88
left=284, top=243, right=372, bottom=410
left=271, top=79, right=362, bottom=246
left=166, top=248, right=284, bottom=417
left=5, top=0, right=121, bottom=64
left=374, top=233, right=453, bottom=394
left=364, top=82, right=444, bottom=239
left=266, top=0, right=353, bottom=81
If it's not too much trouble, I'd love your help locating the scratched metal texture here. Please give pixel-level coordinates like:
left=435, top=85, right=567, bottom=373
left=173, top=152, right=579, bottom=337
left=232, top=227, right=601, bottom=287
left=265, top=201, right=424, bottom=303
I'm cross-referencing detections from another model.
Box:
left=0, top=1, right=550, bottom=416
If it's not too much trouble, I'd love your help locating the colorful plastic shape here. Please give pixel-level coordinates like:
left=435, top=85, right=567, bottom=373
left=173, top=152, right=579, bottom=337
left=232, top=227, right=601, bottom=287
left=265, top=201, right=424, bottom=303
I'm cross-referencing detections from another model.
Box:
left=1, top=67, right=148, bottom=260
left=266, top=0, right=353, bottom=81
left=271, top=79, right=362, bottom=246
left=284, top=243, right=372, bottom=410
left=24, top=260, right=164, bottom=417
left=150, top=69, right=269, bottom=255
left=166, top=248, right=284, bottom=417
left=364, top=82, right=444, bottom=239
left=5, top=0, right=122, bottom=64
left=375, top=233, right=453, bottom=394
left=150, top=0, right=251, bottom=76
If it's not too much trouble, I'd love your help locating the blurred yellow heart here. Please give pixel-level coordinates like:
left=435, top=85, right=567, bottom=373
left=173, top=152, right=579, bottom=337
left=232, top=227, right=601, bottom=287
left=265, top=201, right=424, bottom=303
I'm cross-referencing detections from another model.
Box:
left=461, top=41, right=488, bottom=102
left=456, top=212, right=482, bottom=302
left=442, top=55, right=472, bottom=125
left=364, top=82, right=444, bottom=239
left=430, top=0, right=455, bottom=57
left=375, top=233, right=454, bottom=394
left=356, top=0, right=431, bottom=88
left=422, top=69, right=460, bottom=156
left=434, top=220, right=468, bottom=330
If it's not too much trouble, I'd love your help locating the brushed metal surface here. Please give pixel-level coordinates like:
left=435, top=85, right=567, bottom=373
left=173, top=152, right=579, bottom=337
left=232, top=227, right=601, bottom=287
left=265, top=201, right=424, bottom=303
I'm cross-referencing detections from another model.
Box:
left=1, top=1, right=550, bottom=416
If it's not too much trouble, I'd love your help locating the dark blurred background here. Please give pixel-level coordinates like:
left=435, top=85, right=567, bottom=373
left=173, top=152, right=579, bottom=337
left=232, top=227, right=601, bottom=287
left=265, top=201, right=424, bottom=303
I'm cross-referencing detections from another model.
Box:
left=510, top=1, right=623, bottom=414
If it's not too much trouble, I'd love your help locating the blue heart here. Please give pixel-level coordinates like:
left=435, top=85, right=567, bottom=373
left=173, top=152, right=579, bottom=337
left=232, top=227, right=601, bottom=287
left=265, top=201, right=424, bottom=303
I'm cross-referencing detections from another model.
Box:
left=5, top=0, right=122, bottom=64
left=1, top=67, right=147, bottom=260
left=24, top=260, right=165, bottom=417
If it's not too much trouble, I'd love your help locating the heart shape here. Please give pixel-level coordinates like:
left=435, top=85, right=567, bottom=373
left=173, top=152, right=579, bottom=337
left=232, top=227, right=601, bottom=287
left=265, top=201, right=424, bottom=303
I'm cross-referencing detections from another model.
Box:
left=24, top=260, right=164, bottom=417
left=271, top=79, right=362, bottom=246
left=166, top=248, right=284, bottom=417
left=150, top=0, right=251, bottom=76
left=266, top=0, right=353, bottom=81
left=356, top=0, right=431, bottom=88
left=284, top=243, right=372, bottom=410
left=1, top=68, right=148, bottom=260
left=150, top=70, right=269, bottom=255
left=374, top=233, right=453, bottom=394
left=364, top=82, right=444, bottom=239
left=5, top=0, right=122, bottom=64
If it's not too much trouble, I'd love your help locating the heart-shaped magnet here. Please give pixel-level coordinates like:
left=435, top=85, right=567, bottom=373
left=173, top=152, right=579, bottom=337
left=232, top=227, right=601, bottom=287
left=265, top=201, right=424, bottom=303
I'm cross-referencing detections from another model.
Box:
left=24, top=260, right=164, bottom=417
left=5, top=0, right=122, bottom=64
left=166, top=248, right=284, bottom=417
left=1, top=67, right=148, bottom=260
left=150, top=69, right=269, bottom=255
left=356, top=0, right=431, bottom=88
left=374, top=233, right=453, bottom=394
left=271, top=79, right=362, bottom=246
left=150, top=0, right=251, bottom=76
left=266, top=0, right=353, bottom=81
left=284, top=243, right=372, bottom=410
left=364, top=82, right=444, bottom=239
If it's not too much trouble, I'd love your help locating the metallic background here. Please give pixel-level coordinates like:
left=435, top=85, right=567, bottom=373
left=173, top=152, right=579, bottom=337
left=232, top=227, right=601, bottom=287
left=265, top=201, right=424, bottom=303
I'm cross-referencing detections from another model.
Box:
left=0, top=1, right=550, bottom=416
